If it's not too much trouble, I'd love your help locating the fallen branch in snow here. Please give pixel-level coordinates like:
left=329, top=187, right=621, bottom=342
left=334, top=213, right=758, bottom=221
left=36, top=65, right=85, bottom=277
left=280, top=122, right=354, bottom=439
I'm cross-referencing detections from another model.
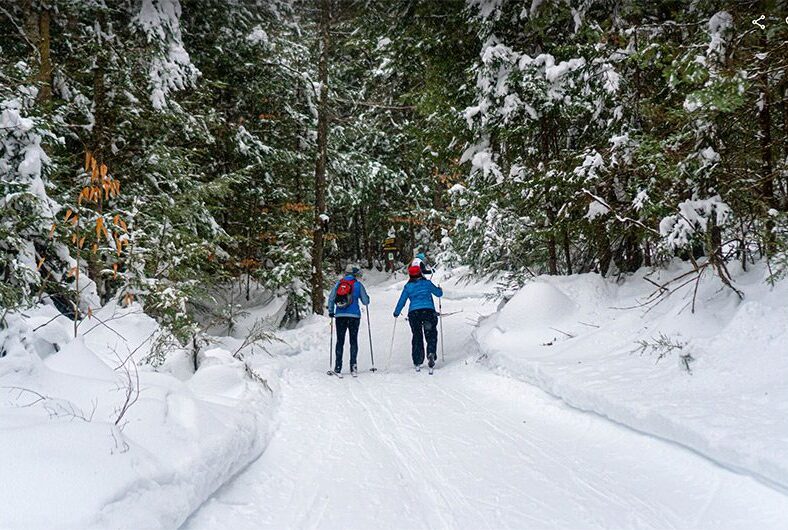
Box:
left=115, top=329, right=159, bottom=372
left=31, top=312, right=64, bottom=333
left=616, top=256, right=741, bottom=315
left=111, top=350, right=140, bottom=429
left=3, top=386, right=97, bottom=422
left=244, top=364, right=273, bottom=395
left=81, top=308, right=145, bottom=337
left=80, top=311, right=127, bottom=342
left=231, top=320, right=278, bottom=360
left=550, top=327, right=575, bottom=338
left=642, top=276, right=669, bottom=296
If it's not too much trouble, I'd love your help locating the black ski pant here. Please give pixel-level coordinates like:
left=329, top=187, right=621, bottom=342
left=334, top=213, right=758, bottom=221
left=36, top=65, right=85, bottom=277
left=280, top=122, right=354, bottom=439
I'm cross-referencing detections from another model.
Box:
left=408, top=308, right=438, bottom=366
left=335, top=316, right=360, bottom=372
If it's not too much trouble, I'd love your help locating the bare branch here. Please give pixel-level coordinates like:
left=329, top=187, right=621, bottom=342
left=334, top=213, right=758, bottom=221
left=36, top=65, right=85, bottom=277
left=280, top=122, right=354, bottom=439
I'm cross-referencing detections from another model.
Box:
left=0, top=6, right=40, bottom=60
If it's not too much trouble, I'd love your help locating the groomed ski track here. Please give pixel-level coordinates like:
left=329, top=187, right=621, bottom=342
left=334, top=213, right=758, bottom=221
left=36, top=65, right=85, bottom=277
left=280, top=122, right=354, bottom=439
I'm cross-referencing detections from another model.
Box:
left=185, top=274, right=788, bottom=529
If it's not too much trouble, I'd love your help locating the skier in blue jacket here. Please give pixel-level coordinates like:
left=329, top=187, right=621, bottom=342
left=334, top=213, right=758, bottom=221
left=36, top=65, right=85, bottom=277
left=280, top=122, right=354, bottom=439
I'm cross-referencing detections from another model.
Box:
left=393, top=264, right=443, bottom=371
left=327, top=264, right=370, bottom=376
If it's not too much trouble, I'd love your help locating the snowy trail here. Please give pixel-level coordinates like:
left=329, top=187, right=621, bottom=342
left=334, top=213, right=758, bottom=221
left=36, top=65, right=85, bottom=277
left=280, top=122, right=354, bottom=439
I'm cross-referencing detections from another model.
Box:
left=185, top=275, right=788, bottom=529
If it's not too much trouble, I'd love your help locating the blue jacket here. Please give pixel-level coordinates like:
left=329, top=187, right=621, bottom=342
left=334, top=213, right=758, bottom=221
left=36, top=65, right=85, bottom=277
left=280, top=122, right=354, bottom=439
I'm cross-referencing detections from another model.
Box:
left=327, top=275, right=370, bottom=318
left=393, top=278, right=443, bottom=317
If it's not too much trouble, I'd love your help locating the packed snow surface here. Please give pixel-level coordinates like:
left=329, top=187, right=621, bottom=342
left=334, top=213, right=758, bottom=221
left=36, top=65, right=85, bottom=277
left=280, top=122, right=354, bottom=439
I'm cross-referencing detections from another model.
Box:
left=186, top=268, right=788, bottom=529
left=3, top=266, right=788, bottom=528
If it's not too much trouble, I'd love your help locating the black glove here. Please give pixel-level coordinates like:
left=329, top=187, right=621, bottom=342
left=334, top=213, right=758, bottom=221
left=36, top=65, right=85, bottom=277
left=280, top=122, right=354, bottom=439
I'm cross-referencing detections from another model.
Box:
left=328, top=312, right=335, bottom=318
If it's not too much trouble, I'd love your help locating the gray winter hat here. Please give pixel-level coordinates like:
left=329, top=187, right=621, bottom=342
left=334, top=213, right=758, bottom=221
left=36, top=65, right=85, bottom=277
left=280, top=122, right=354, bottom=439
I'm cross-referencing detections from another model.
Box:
left=345, top=263, right=362, bottom=276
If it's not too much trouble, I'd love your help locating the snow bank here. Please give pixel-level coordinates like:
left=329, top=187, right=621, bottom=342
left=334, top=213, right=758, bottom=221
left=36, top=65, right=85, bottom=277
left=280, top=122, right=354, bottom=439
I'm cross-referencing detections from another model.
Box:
left=0, top=302, right=274, bottom=529
left=474, top=262, right=788, bottom=491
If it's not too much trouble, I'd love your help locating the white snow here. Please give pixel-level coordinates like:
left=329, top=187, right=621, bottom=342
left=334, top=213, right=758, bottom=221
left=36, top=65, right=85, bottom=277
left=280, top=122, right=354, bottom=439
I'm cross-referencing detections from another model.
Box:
left=707, top=11, right=733, bottom=59
left=573, top=150, right=604, bottom=179
left=185, top=273, right=788, bottom=530
left=660, top=196, right=732, bottom=249
left=475, top=261, right=788, bottom=494
left=375, top=37, right=391, bottom=50
left=247, top=25, right=269, bottom=45
left=585, top=199, right=610, bottom=220
left=467, top=0, right=505, bottom=21
left=0, top=302, right=273, bottom=529
left=535, top=54, right=585, bottom=84
left=700, top=145, right=721, bottom=164
left=470, top=149, right=503, bottom=182
left=134, top=0, right=200, bottom=110
left=5, top=267, right=788, bottom=528
left=183, top=268, right=788, bottom=529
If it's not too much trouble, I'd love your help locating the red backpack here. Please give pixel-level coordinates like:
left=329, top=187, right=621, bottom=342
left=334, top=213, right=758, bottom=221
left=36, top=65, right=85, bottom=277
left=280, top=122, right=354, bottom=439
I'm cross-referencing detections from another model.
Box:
left=335, top=278, right=356, bottom=308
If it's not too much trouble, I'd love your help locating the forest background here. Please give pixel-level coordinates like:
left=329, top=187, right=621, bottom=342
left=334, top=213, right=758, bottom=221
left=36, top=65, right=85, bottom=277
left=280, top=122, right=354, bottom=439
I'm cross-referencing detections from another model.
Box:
left=2, top=0, right=786, bottom=343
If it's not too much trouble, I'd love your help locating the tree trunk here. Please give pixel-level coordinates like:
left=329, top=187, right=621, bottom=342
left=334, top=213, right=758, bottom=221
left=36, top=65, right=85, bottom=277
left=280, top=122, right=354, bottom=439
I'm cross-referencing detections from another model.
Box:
left=88, top=14, right=110, bottom=303
left=616, top=231, right=643, bottom=273
left=594, top=220, right=612, bottom=277
left=362, top=207, right=373, bottom=267
left=353, top=210, right=361, bottom=261
left=310, top=0, right=331, bottom=315
left=781, top=82, right=788, bottom=205
left=758, top=34, right=776, bottom=254
left=92, top=18, right=109, bottom=162
left=36, top=9, right=52, bottom=102
left=561, top=228, right=572, bottom=275
left=408, top=218, right=416, bottom=258
left=546, top=209, right=558, bottom=275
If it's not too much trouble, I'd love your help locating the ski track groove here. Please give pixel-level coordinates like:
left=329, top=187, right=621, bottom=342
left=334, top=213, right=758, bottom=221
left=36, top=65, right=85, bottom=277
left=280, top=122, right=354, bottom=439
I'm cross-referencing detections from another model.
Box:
left=430, top=373, right=680, bottom=529
left=356, top=376, right=469, bottom=528
left=346, top=375, right=454, bottom=530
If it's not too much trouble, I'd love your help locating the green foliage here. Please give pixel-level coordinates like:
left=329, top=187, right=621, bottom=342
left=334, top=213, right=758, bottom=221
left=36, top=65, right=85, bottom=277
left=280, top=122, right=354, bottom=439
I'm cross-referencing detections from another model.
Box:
left=454, top=0, right=788, bottom=284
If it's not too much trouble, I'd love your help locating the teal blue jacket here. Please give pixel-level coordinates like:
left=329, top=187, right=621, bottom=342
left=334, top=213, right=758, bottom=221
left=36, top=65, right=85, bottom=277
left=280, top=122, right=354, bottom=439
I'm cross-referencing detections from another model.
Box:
left=393, top=278, right=443, bottom=317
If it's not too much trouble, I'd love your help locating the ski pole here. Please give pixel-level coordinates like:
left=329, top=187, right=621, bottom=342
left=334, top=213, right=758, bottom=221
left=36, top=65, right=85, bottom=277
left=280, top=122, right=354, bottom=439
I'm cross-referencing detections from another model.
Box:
left=366, top=307, right=376, bottom=372
left=386, top=317, right=397, bottom=371
left=438, top=297, right=445, bottom=363
left=329, top=317, right=334, bottom=372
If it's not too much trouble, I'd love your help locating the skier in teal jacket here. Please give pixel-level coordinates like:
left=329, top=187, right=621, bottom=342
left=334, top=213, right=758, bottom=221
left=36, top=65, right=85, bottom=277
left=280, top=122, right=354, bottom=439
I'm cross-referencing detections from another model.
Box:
left=393, top=265, right=443, bottom=370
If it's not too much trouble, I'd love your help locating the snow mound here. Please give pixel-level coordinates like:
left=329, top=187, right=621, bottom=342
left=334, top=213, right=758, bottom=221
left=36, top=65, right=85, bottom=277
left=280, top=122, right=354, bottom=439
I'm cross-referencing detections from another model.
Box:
left=497, top=281, right=576, bottom=330
left=475, top=261, right=788, bottom=491
left=0, top=303, right=274, bottom=529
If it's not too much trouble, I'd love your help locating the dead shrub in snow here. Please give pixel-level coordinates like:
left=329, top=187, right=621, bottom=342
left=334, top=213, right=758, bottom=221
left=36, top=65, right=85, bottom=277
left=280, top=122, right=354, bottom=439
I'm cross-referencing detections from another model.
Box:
left=633, top=333, right=695, bottom=373
left=111, top=349, right=140, bottom=429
